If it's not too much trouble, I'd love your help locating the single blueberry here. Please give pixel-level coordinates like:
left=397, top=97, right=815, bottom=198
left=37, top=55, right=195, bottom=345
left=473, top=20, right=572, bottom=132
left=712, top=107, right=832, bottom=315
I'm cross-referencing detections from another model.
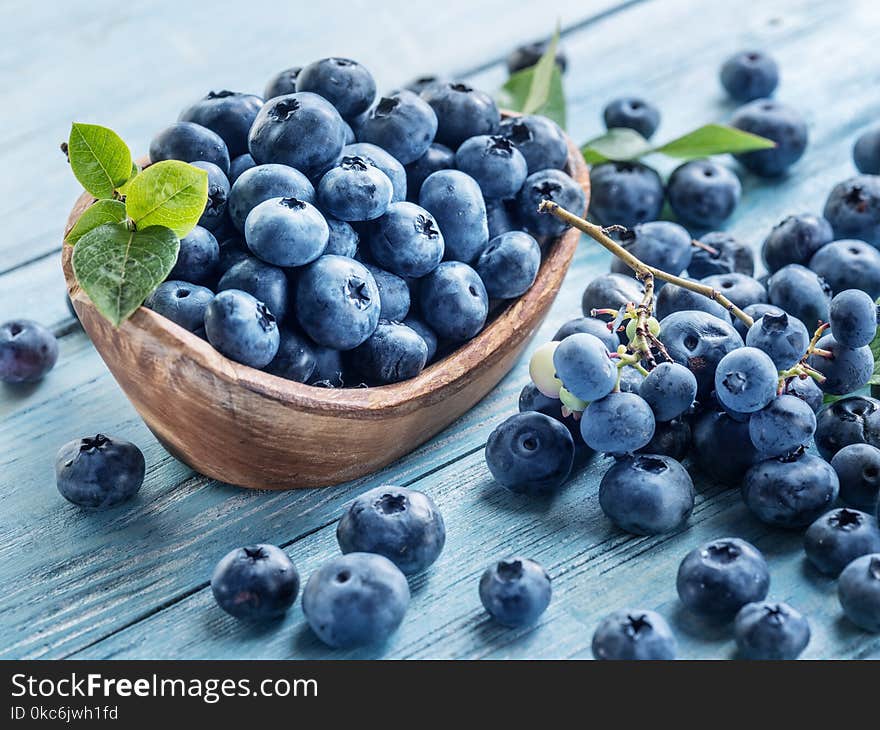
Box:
left=805, top=508, right=880, bottom=576
left=809, top=240, right=880, bottom=299
left=263, top=66, right=301, bottom=100
left=700, top=272, right=767, bottom=311
left=636, top=417, right=692, bottom=461
left=599, top=454, right=694, bottom=535
left=691, top=409, right=760, bottom=484
left=55, top=434, right=145, bottom=508
left=667, top=159, right=741, bottom=230
left=337, top=486, right=445, bottom=574
left=405, top=143, right=455, bottom=201
left=837, top=553, right=880, bottom=631
left=318, top=155, right=393, bottom=222
left=302, top=552, right=410, bottom=648
left=552, top=316, right=619, bottom=351
left=588, top=161, right=665, bottom=229
left=324, top=216, right=359, bottom=257
left=419, top=169, right=488, bottom=264
left=180, top=90, right=263, bottom=158
left=479, top=557, right=552, bottom=627
left=362, top=264, right=410, bottom=322
left=767, top=264, right=832, bottom=329
left=265, top=328, right=316, bottom=383
left=357, top=91, right=438, bottom=165
left=610, top=221, right=693, bottom=280
left=676, top=538, right=770, bottom=620
left=228, top=163, right=316, bottom=232
left=516, top=169, right=587, bottom=238
left=592, top=609, right=677, bottom=660
left=190, top=161, right=231, bottom=233
left=420, top=81, right=500, bottom=149
left=815, top=396, right=880, bottom=460
left=475, top=231, right=541, bottom=299
left=748, top=394, right=817, bottom=458
left=552, top=332, right=617, bottom=402
left=745, top=310, right=810, bottom=369
left=761, top=214, right=834, bottom=274
left=734, top=601, right=810, bottom=660
left=854, top=127, right=880, bottom=175
left=639, top=362, right=698, bottom=422
left=343, top=142, right=407, bottom=203
left=308, top=344, right=346, bottom=388
left=807, top=334, right=874, bottom=395
left=499, top=115, right=568, bottom=174
left=145, top=281, right=213, bottom=332
left=0, top=320, right=58, bottom=384
left=783, top=375, right=824, bottom=413
left=581, top=392, right=656, bottom=454
left=731, top=99, right=808, bottom=177
left=350, top=321, right=427, bottom=384
left=581, top=273, right=647, bottom=320
left=245, top=196, right=328, bottom=267
left=655, top=279, right=731, bottom=322
left=455, top=135, right=528, bottom=200
left=211, top=544, right=299, bottom=620
left=602, top=97, right=661, bottom=139
left=689, top=231, right=754, bottom=278
left=720, top=51, right=779, bottom=102
left=506, top=40, right=568, bottom=74
left=829, top=288, right=878, bottom=348
left=296, top=58, right=376, bottom=120
left=830, top=443, right=880, bottom=512
left=149, top=121, right=230, bottom=174
left=714, top=347, right=779, bottom=414
left=366, top=202, right=444, bottom=278
left=204, top=289, right=280, bottom=368
left=217, top=256, right=289, bottom=324
left=418, top=261, right=488, bottom=341
left=167, top=225, right=220, bottom=285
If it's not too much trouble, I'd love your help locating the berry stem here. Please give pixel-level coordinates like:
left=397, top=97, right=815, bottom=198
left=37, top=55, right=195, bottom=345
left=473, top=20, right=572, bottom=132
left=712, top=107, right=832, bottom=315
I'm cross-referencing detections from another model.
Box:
left=537, top=200, right=755, bottom=327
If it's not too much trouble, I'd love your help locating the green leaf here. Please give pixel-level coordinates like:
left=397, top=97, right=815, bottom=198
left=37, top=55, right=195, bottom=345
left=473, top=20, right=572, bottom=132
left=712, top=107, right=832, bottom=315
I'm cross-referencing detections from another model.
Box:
left=72, top=222, right=180, bottom=327
left=497, top=27, right=567, bottom=128
left=68, top=123, right=132, bottom=199
left=653, top=123, right=776, bottom=159
left=868, top=309, right=880, bottom=387
left=116, top=162, right=140, bottom=196
left=124, top=160, right=208, bottom=237
left=64, top=200, right=127, bottom=245
left=581, top=128, right=652, bottom=164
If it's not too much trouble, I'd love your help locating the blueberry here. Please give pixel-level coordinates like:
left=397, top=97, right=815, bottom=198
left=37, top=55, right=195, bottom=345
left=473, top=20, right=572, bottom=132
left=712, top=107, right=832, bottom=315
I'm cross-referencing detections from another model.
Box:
left=420, top=82, right=500, bottom=149
left=714, top=347, right=778, bottom=414
left=743, top=452, right=839, bottom=528
left=308, top=345, right=346, bottom=388
left=499, top=115, right=568, bottom=174
left=823, top=175, right=880, bottom=246
left=730, top=100, right=808, bottom=177
left=745, top=310, right=809, bottom=369
left=362, top=264, right=410, bottom=322
left=485, top=411, right=574, bottom=496
left=55, top=434, right=145, bottom=508
left=455, top=135, right=528, bottom=200
left=639, top=362, right=698, bottom=422
left=166, top=225, right=218, bottom=286
left=815, top=396, right=880, bottom=460
left=838, top=553, right=880, bottom=631
left=324, top=216, right=359, bottom=257
left=602, top=97, right=660, bottom=139
left=517, top=382, right=585, bottom=448
left=599, top=454, right=694, bottom=534
left=350, top=321, right=427, bottom=384
left=419, top=170, right=488, bottom=264
left=700, top=272, right=767, bottom=310
left=265, top=328, right=316, bottom=383
left=204, top=289, right=280, bottom=368
left=302, top=552, right=410, bottom=648
left=854, top=127, right=880, bottom=174
left=404, top=75, right=449, bottom=95
left=749, top=394, right=817, bottom=457
left=659, top=310, right=744, bottom=399
left=720, top=51, right=779, bottom=102
left=485, top=198, right=518, bottom=239
left=676, top=538, right=770, bottom=620
left=366, top=202, right=444, bottom=278
left=244, top=196, right=328, bottom=267
left=592, top=609, right=677, bottom=660
left=210, top=544, right=299, bottom=620
left=0, top=320, right=58, bottom=384
left=831, top=443, right=880, bottom=512
left=343, top=142, right=407, bottom=203
left=809, top=240, right=880, bottom=299
left=618, top=365, right=647, bottom=394
left=337, top=486, right=445, bottom=574
left=517, top=169, right=586, bottom=238
left=734, top=601, right=809, bottom=660
left=248, top=92, right=347, bottom=175
left=552, top=332, right=616, bottom=402
left=581, top=392, right=656, bottom=454
left=357, top=91, right=438, bottom=165
left=145, top=281, right=213, bottom=332
left=218, top=256, right=289, bottom=324
left=228, top=163, right=316, bottom=232
left=805, top=508, right=880, bottom=576
left=655, top=279, right=731, bottom=321
left=588, top=161, right=665, bottom=229
left=149, top=121, right=230, bottom=175
left=506, top=40, right=568, bottom=74
left=689, top=231, right=754, bottom=279
left=402, top=317, right=438, bottom=362
left=418, top=261, right=488, bottom=341
left=807, top=334, right=873, bottom=395
left=767, top=264, right=832, bottom=329
left=479, top=557, right=551, bottom=627
left=784, top=375, right=824, bottom=413
left=294, top=255, right=381, bottom=350
left=190, top=161, right=231, bottom=233
left=296, top=58, right=376, bottom=120
left=217, top=236, right=250, bottom=276
left=667, top=159, right=741, bottom=230
left=761, top=214, right=834, bottom=274
left=637, top=417, right=692, bottom=461
left=553, top=316, right=619, bottom=351
left=829, top=289, right=878, bottom=348
left=317, top=155, right=393, bottom=222
left=264, top=66, right=301, bottom=100
left=610, top=221, right=693, bottom=280
left=475, top=231, right=541, bottom=299
left=692, top=409, right=760, bottom=483
left=179, top=89, right=263, bottom=158
left=405, top=143, right=455, bottom=200
left=581, top=273, right=647, bottom=319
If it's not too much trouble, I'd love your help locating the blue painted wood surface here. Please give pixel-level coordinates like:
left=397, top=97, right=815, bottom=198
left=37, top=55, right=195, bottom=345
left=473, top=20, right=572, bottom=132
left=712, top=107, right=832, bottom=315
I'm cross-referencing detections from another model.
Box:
left=2, top=0, right=880, bottom=659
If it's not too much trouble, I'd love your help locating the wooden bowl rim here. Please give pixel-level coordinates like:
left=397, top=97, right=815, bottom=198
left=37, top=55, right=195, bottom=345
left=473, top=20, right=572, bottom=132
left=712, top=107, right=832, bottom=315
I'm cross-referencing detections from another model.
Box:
left=62, top=125, right=589, bottom=418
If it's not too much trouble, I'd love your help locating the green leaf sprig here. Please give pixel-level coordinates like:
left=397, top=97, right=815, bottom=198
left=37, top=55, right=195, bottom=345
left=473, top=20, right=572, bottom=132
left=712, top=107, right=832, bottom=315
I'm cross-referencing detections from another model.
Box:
left=63, top=123, right=209, bottom=326
left=498, top=26, right=566, bottom=128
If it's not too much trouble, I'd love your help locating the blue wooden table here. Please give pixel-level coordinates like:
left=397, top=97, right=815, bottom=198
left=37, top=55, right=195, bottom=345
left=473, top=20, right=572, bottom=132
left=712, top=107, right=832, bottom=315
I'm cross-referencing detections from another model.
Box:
left=2, top=0, right=879, bottom=659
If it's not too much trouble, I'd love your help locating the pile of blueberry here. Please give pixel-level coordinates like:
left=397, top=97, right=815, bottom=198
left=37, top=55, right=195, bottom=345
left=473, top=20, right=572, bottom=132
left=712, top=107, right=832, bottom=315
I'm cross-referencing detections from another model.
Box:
left=140, top=57, right=584, bottom=387
left=481, top=49, right=880, bottom=657
left=592, top=50, right=808, bottom=233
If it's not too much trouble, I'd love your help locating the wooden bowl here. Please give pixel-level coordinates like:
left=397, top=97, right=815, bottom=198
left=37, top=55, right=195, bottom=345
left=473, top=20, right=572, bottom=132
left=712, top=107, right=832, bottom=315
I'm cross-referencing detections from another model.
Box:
left=61, top=134, right=589, bottom=489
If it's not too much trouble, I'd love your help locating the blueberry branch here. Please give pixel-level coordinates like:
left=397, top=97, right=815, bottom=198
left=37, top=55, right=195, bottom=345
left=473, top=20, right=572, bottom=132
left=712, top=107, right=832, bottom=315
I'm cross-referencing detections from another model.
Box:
left=537, top=200, right=755, bottom=327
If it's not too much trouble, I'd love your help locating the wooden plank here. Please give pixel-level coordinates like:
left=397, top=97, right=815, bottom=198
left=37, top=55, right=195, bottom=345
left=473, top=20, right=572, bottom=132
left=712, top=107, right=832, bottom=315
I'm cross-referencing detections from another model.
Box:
left=0, top=0, right=633, bottom=276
